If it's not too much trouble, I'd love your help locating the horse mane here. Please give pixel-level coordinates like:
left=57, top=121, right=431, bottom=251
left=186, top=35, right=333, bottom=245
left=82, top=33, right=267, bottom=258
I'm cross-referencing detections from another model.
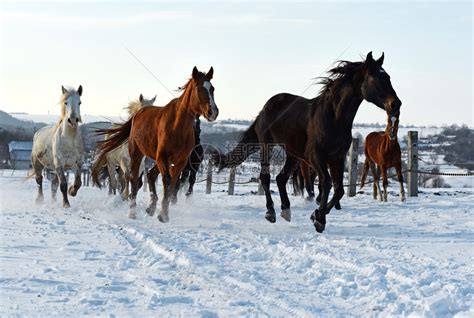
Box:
left=124, top=100, right=144, bottom=117
left=124, top=97, right=154, bottom=118
left=176, top=70, right=207, bottom=93
left=316, top=60, right=365, bottom=103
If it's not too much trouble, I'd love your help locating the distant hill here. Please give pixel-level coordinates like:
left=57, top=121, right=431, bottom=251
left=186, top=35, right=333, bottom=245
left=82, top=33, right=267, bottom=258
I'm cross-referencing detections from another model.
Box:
left=0, top=111, right=47, bottom=134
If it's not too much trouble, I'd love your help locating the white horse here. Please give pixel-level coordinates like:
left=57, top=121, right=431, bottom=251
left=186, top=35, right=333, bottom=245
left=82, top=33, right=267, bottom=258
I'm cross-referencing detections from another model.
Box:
left=31, top=86, right=84, bottom=208
left=91, top=94, right=155, bottom=199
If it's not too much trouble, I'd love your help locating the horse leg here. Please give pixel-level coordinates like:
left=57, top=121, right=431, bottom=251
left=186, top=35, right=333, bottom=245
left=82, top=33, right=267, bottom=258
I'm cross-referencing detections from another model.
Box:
left=370, top=162, right=383, bottom=201
left=316, top=176, right=322, bottom=204
left=106, top=163, right=117, bottom=195
left=122, top=170, right=130, bottom=201
left=33, top=160, right=44, bottom=204
left=68, top=165, right=82, bottom=197
left=260, top=144, right=275, bottom=223
left=186, top=168, right=197, bottom=196
left=145, top=165, right=159, bottom=216
left=301, top=162, right=315, bottom=201
left=327, top=158, right=345, bottom=211
left=276, top=155, right=298, bottom=222
left=128, top=144, right=144, bottom=219
left=381, top=166, right=388, bottom=202
left=396, top=163, right=406, bottom=202
left=55, top=167, right=70, bottom=208
left=157, top=158, right=184, bottom=223
left=310, top=154, right=331, bottom=233
left=51, top=173, right=59, bottom=201
left=171, top=171, right=182, bottom=205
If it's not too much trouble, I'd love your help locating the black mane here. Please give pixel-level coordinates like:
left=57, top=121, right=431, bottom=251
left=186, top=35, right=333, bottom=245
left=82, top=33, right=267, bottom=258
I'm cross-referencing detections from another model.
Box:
left=316, top=60, right=365, bottom=101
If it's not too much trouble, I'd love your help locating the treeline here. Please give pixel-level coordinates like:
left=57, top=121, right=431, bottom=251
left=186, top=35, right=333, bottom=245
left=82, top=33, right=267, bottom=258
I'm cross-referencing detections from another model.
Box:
left=434, top=125, right=473, bottom=170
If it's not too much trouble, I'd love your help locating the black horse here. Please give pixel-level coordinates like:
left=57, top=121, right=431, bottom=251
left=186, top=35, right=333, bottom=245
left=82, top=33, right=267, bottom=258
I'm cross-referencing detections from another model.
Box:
left=214, top=52, right=401, bottom=233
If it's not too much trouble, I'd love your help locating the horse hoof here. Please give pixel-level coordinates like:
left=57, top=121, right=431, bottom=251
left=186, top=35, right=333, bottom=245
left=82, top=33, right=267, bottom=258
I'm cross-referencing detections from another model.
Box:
left=170, top=198, right=178, bottom=205
left=158, top=214, right=169, bottom=223
left=313, top=220, right=325, bottom=233
left=265, top=211, right=276, bottom=223
left=280, top=209, right=291, bottom=222
left=128, top=211, right=136, bottom=219
left=335, top=202, right=342, bottom=210
left=35, top=196, right=44, bottom=204
left=63, top=202, right=71, bottom=208
left=305, top=195, right=315, bottom=202
left=145, top=207, right=155, bottom=216
left=185, top=191, right=192, bottom=197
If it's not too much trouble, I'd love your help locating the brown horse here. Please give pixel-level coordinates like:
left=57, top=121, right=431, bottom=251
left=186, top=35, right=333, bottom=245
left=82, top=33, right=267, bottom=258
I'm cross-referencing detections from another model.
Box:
left=96, top=67, right=218, bottom=220
left=360, top=114, right=406, bottom=202
left=214, top=52, right=401, bottom=233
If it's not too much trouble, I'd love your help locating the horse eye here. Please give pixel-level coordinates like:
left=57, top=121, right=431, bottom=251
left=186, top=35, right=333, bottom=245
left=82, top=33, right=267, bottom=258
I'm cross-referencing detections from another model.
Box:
left=65, top=102, right=68, bottom=105
left=79, top=102, right=82, bottom=105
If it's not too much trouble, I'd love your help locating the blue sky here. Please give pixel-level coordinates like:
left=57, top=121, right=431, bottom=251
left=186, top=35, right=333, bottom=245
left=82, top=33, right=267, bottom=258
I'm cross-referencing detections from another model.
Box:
left=1, top=1, right=472, bottom=126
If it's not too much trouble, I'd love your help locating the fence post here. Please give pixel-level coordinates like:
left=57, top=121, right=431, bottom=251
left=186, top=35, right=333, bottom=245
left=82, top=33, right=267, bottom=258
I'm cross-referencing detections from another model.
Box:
left=206, top=158, right=213, bottom=194
left=407, top=131, right=418, bottom=197
left=347, top=137, right=359, bottom=197
left=143, top=168, right=148, bottom=192
left=228, top=167, right=236, bottom=195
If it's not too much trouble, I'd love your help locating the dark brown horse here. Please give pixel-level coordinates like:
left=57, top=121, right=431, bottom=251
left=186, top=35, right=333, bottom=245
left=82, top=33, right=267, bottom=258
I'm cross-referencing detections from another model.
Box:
left=214, top=52, right=401, bottom=233
left=97, top=67, right=218, bottom=221
left=360, top=114, right=405, bottom=202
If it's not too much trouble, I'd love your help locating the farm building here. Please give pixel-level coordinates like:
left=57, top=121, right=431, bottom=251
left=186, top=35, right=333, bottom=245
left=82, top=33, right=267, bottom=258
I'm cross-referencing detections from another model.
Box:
left=8, top=141, right=33, bottom=169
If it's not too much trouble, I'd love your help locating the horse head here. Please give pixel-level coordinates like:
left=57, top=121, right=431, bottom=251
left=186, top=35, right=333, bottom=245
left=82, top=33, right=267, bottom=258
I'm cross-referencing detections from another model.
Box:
left=190, top=66, right=219, bottom=122
left=61, top=85, right=82, bottom=129
left=361, top=52, right=402, bottom=117
left=387, top=114, right=399, bottom=141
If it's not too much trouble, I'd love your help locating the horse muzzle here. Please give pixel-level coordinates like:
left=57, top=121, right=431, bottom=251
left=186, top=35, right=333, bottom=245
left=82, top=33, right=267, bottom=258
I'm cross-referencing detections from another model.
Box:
left=384, top=96, right=402, bottom=117
left=205, top=106, right=219, bottom=122
left=67, top=117, right=80, bottom=128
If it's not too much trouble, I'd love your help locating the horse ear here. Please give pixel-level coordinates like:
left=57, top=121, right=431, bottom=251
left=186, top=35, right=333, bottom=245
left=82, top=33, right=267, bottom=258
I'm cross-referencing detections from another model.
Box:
left=376, top=52, right=384, bottom=67
left=151, top=95, right=157, bottom=104
left=206, top=67, right=214, bottom=80
left=139, top=94, right=144, bottom=102
left=365, top=51, right=374, bottom=64
left=192, top=66, right=199, bottom=80
left=77, top=85, right=83, bottom=96
left=62, top=85, right=67, bottom=94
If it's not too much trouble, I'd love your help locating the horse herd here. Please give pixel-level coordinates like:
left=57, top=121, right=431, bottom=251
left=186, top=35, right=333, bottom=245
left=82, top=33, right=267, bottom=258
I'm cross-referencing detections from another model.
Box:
left=31, top=52, right=403, bottom=233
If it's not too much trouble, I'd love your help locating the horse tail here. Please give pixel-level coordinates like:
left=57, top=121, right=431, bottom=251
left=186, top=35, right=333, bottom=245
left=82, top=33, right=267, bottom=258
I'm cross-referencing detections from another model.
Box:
left=96, top=118, right=132, bottom=155
left=360, top=158, right=370, bottom=189
left=292, top=169, right=303, bottom=196
left=91, top=152, right=109, bottom=188
left=25, top=170, right=35, bottom=180
left=212, top=120, right=259, bottom=171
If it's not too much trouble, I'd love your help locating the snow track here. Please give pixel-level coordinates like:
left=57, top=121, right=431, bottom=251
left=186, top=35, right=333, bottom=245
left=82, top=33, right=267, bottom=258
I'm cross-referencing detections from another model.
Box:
left=1, top=177, right=473, bottom=317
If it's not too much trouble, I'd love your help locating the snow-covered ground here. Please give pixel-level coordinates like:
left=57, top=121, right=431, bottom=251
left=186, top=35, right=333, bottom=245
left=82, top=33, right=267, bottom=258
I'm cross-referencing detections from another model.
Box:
left=1, top=175, right=473, bottom=317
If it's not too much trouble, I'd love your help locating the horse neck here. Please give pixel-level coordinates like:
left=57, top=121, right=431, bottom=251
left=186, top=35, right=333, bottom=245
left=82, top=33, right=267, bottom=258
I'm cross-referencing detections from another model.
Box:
left=174, top=85, right=200, bottom=128
left=326, top=81, right=364, bottom=130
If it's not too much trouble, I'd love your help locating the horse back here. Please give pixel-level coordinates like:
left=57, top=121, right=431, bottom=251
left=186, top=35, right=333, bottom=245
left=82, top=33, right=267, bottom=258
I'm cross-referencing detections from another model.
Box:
left=256, top=93, right=312, bottom=159
left=364, top=131, right=401, bottom=167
